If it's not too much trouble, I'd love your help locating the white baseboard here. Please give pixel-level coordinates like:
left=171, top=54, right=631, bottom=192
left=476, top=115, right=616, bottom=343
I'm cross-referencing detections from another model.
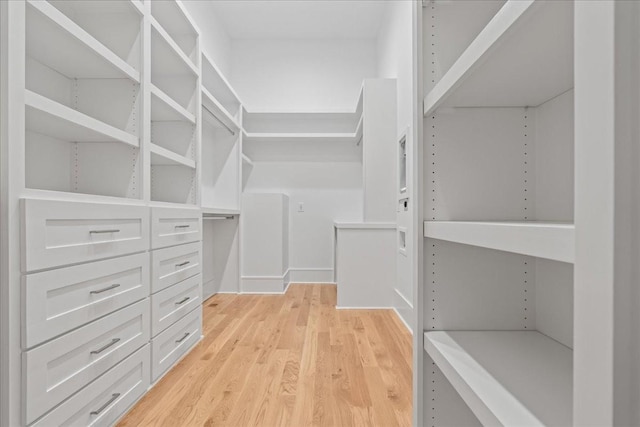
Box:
left=288, top=267, right=334, bottom=283
left=393, top=307, right=413, bottom=335
left=240, top=269, right=290, bottom=294
left=394, top=288, right=413, bottom=309
left=336, top=306, right=393, bottom=310
left=392, top=288, right=413, bottom=334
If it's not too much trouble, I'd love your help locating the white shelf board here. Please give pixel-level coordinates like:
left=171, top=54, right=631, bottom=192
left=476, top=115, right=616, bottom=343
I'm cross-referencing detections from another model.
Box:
left=150, top=143, right=195, bottom=169
left=150, top=0, right=199, bottom=39
left=243, top=131, right=357, bottom=144
left=151, top=17, right=198, bottom=77
left=424, top=331, right=572, bottom=427
left=424, top=0, right=573, bottom=116
left=201, top=87, right=240, bottom=134
left=150, top=84, right=195, bottom=124
left=49, top=0, right=144, bottom=18
left=201, top=206, right=240, bottom=216
left=201, top=52, right=242, bottom=110
left=424, top=221, right=574, bottom=263
left=25, top=90, right=139, bottom=147
left=26, top=0, right=140, bottom=81
left=241, top=153, right=254, bottom=167
left=334, top=222, right=397, bottom=230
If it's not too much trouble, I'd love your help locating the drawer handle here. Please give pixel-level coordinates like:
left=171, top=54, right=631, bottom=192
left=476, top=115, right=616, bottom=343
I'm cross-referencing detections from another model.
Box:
left=90, top=338, right=120, bottom=355
left=90, top=284, right=121, bottom=294
left=176, top=261, right=190, bottom=267
left=175, top=332, right=190, bottom=343
left=90, top=229, right=120, bottom=234
left=175, top=297, right=190, bottom=305
left=174, top=225, right=190, bottom=229
left=90, top=393, right=120, bottom=416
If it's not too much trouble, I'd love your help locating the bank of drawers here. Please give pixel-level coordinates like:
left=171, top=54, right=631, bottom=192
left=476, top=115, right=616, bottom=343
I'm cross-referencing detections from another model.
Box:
left=21, top=199, right=203, bottom=426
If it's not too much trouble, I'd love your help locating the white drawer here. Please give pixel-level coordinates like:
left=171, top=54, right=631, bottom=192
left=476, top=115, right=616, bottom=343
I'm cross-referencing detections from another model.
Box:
left=151, top=241, right=201, bottom=293
left=151, top=207, right=201, bottom=249
left=152, top=306, right=201, bottom=382
left=23, top=253, right=150, bottom=349
left=32, top=345, right=150, bottom=427
left=23, top=300, right=150, bottom=424
left=22, top=199, right=149, bottom=272
left=151, top=274, right=201, bottom=337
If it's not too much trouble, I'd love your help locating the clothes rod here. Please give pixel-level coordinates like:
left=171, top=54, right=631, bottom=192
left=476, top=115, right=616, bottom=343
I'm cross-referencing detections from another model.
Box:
left=202, top=105, right=236, bottom=136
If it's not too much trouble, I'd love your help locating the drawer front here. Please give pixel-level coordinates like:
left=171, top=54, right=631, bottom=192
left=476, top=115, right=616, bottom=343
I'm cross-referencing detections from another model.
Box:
left=151, top=241, right=201, bottom=293
left=24, top=300, right=150, bottom=424
left=151, top=307, right=201, bottom=381
left=151, top=274, right=201, bottom=337
left=151, top=207, right=202, bottom=249
left=22, top=199, right=149, bottom=272
left=23, top=253, right=150, bottom=349
left=32, top=345, right=150, bottom=427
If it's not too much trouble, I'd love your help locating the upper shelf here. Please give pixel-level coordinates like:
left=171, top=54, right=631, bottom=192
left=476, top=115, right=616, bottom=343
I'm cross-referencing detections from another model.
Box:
left=423, top=0, right=573, bottom=116
left=151, top=84, right=195, bottom=124
left=150, top=143, right=195, bottom=169
left=25, top=90, right=139, bottom=147
left=424, top=221, right=574, bottom=263
left=201, top=52, right=241, bottom=118
left=151, top=17, right=199, bottom=78
left=201, top=87, right=241, bottom=135
left=242, top=131, right=362, bottom=162
left=26, top=0, right=140, bottom=82
left=425, top=331, right=572, bottom=427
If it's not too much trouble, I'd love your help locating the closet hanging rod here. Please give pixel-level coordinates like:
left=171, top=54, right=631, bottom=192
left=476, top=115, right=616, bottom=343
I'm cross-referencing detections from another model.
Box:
left=202, top=105, right=236, bottom=136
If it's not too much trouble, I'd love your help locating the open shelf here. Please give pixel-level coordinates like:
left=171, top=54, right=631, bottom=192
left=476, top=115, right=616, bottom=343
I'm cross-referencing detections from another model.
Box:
left=25, top=90, right=138, bottom=147
left=26, top=0, right=140, bottom=82
left=201, top=52, right=241, bottom=120
left=424, top=0, right=573, bottom=116
left=201, top=207, right=240, bottom=216
left=150, top=0, right=198, bottom=64
left=242, top=131, right=362, bottom=162
left=242, top=153, right=254, bottom=167
left=150, top=18, right=198, bottom=77
left=425, top=331, right=572, bottom=426
left=202, top=87, right=240, bottom=135
left=243, top=132, right=358, bottom=144
left=150, top=143, right=195, bottom=169
left=243, top=111, right=361, bottom=134
left=424, top=221, right=574, bottom=263
left=151, top=84, right=195, bottom=124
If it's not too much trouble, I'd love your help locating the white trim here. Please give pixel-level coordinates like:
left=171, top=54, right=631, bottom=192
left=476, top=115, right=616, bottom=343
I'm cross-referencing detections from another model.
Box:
left=291, top=282, right=337, bottom=285
left=393, top=307, right=413, bottom=335
left=394, top=288, right=413, bottom=309
left=287, top=267, right=333, bottom=272
left=239, top=281, right=291, bottom=295
left=336, top=306, right=393, bottom=310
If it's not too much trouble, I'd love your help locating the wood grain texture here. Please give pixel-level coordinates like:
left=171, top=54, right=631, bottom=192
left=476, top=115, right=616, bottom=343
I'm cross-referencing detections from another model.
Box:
left=118, top=284, right=412, bottom=427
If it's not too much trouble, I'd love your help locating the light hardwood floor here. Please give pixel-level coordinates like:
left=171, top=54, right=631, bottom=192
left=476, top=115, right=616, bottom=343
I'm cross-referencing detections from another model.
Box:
left=119, top=284, right=412, bottom=427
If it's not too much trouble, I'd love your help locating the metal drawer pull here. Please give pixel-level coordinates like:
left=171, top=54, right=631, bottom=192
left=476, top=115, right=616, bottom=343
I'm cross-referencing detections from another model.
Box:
left=90, top=284, right=120, bottom=294
left=174, top=225, right=190, bottom=229
left=176, top=261, right=190, bottom=267
left=175, top=332, right=190, bottom=343
left=90, top=338, right=120, bottom=354
left=90, top=393, right=120, bottom=416
left=175, top=297, right=190, bottom=305
left=90, top=229, right=120, bottom=234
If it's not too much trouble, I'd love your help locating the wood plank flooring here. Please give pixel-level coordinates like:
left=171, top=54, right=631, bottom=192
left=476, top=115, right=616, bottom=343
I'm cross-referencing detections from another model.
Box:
left=119, top=284, right=412, bottom=427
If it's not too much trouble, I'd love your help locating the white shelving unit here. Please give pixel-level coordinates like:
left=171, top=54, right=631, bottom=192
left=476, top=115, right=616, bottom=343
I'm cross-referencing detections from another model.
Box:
left=418, top=1, right=577, bottom=425
left=424, top=331, right=572, bottom=426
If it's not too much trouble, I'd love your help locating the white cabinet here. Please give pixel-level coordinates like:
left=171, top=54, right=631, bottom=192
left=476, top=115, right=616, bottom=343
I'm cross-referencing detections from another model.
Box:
left=151, top=306, right=201, bottom=381
left=23, top=299, right=149, bottom=424
left=151, top=206, right=202, bottom=249
left=31, top=345, right=150, bottom=427
left=151, top=274, right=201, bottom=337
left=21, top=199, right=149, bottom=272
left=151, top=241, right=201, bottom=293
left=241, top=193, right=289, bottom=293
left=23, top=252, right=149, bottom=349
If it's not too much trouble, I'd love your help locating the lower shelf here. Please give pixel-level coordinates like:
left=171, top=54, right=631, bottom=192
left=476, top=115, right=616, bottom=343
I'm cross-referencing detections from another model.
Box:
left=424, top=330, right=572, bottom=426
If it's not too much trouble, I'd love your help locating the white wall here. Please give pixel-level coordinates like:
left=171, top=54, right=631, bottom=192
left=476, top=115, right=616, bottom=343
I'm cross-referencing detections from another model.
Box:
left=182, top=1, right=232, bottom=77
left=377, top=0, right=415, bottom=331
left=244, top=162, right=363, bottom=282
left=230, top=39, right=377, bottom=111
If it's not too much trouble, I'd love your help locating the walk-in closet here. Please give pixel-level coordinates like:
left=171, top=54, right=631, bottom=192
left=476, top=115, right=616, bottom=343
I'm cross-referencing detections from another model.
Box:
left=1, top=1, right=639, bottom=426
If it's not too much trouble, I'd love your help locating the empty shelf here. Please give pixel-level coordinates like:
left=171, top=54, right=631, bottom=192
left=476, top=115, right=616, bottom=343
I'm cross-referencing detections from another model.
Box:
left=151, top=84, right=195, bottom=123
left=151, top=17, right=198, bottom=77
left=26, top=0, right=140, bottom=81
left=242, top=153, right=254, bottom=167
left=201, top=207, right=240, bottom=216
left=424, top=331, right=572, bottom=427
left=243, top=132, right=357, bottom=144
left=424, top=221, right=574, bottom=263
left=424, top=0, right=573, bottom=115
left=150, top=143, right=195, bottom=169
left=25, top=90, right=139, bottom=147
left=201, top=52, right=241, bottom=116
left=201, top=87, right=240, bottom=134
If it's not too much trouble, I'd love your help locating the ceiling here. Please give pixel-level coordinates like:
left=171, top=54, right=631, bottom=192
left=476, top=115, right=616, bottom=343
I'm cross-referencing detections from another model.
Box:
left=207, top=0, right=389, bottom=40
